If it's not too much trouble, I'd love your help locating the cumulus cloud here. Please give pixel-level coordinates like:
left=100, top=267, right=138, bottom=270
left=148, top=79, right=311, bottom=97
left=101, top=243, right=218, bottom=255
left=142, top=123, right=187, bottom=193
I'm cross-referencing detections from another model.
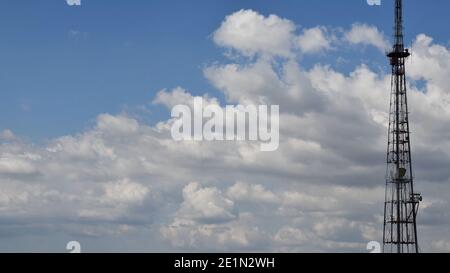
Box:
left=297, top=26, right=332, bottom=54
left=177, top=182, right=237, bottom=224
left=213, top=9, right=297, bottom=57
left=161, top=213, right=269, bottom=250
left=213, top=10, right=388, bottom=57
left=96, top=114, right=139, bottom=135
left=227, top=182, right=279, bottom=204
left=409, top=34, right=450, bottom=89
left=344, top=23, right=390, bottom=51
left=153, top=87, right=220, bottom=109
left=102, top=179, right=149, bottom=205
left=1, top=9, right=450, bottom=252
left=213, top=10, right=336, bottom=57
left=0, top=130, right=16, bottom=141
left=0, top=157, right=37, bottom=176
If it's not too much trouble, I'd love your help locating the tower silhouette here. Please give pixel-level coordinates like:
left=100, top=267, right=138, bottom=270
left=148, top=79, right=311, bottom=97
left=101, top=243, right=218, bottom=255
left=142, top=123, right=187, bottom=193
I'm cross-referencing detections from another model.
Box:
left=383, top=0, right=422, bottom=253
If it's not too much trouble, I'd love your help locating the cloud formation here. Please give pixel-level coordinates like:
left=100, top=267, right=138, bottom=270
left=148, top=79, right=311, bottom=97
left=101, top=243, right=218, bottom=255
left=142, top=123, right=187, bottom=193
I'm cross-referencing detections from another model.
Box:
left=213, top=10, right=386, bottom=58
left=213, top=9, right=297, bottom=57
left=1, top=9, right=450, bottom=252
left=297, top=27, right=333, bottom=54
left=344, top=23, right=390, bottom=51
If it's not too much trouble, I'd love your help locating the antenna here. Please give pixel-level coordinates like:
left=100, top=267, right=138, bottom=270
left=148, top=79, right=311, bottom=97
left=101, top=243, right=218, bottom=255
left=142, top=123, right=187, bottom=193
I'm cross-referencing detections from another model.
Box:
left=383, top=0, right=422, bottom=254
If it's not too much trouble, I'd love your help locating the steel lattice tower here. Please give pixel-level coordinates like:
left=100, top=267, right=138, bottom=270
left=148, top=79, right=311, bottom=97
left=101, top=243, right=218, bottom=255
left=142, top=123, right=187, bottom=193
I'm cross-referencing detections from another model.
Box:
left=383, top=0, right=422, bottom=253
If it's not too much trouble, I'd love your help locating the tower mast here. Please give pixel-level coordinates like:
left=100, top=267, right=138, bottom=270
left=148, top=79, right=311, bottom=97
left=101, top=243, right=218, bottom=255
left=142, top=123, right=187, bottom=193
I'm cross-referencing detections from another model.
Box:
left=383, top=0, right=422, bottom=253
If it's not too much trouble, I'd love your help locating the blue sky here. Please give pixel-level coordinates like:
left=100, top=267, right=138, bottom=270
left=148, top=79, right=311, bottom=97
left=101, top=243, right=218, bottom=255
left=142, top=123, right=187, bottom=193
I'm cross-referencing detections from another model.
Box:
left=1, top=0, right=449, bottom=142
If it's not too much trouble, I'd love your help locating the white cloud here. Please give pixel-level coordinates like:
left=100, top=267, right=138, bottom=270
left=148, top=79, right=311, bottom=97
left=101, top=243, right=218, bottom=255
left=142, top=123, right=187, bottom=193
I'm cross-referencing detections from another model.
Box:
left=96, top=114, right=139, bottom=135
left=213, top=10, right=391, bottom=58
left=128, top=27, right=448, bottom=250
left=227, top=182, right=279, bottom=204
left=177, top=182, right=236, bottom=223
left=1, top=9, right=450, bottom=252
left=274, top=227, right=309, bottom=246
left=213, top=9, right=296, bottom=57
left=214, top=10, right=397, bottom=59
left=344, top=23, right=390, bottom=51
left=213, top=10, right=336, bottom=58
left=409, top=34, right=450, bottom=90
left=0, top=157, right=37, bottom=176
left=297, top=27, right=332, bottom=54
left=153, top=87, right=220, bottom=109
left=161, top=213, right=268, bottom=250
left=103, top=179, right=149, bottom=205
left=153, top=87, right=196, bottom=108
left=204, top=59, right=286, bottom=105
left=0, top=130, right=16, bottom=141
